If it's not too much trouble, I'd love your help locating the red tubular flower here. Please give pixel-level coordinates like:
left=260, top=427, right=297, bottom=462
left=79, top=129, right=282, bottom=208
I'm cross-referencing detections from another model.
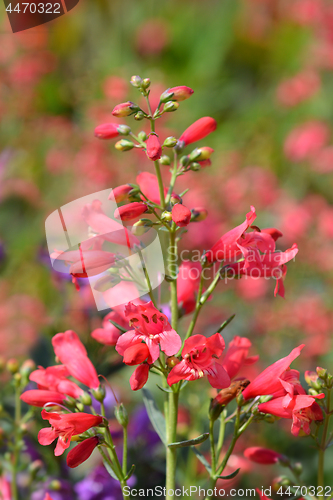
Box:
left=167, top=333, right=231, bottom=389
left=160, top=86, right=194, bottom=102
left=222, top=336, right=258, bottom=380
left=38, top=410, right=103, bottom=456
left=91, top=310, right=128, bottom=346
left=43, top=494, right=54, bottom=500
left=116, top=301, right=181, bottom=364
left=114, top=202, right=148, bottom=221
left=112, top=101, right=139, bottom=117
left=172, top=204, right=191, bottom=227
left=136, top=171, right=169, bottom=205
left=20, top=390, right=65, bottom=407
left=258, top=394, right=324, bottom=436
left=177, top=261, right=202, bottom=314
left=206, top=206, right=257, bottom=263
left=29, top=365, right=83, bottom=399
left=109, top=184, right=132, bottom=203
left=242, top=345, right=304, bottom=400
left=94, top=123, right=120, bottom=139
left=130, top=364, right=150, bottom=391
left=190, top=147, right=214, bottom=161
left=244, top=447, right=284, bottom=465
left=179, top=117, right=217, bottom=146
left=52, top=331, right=100, bottom=390
left=66, top=436, right=100, bottom=468
left=261, top=228, right=283, bottom=241
left=146, top=134, right=162, bottom=161
left=191, top=207, right=208, bottom=222
left=123, top=343, right=150, bottom=365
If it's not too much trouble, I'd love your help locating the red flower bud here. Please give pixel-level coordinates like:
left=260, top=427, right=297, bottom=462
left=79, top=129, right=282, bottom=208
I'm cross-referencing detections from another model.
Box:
left=123, top=344, right=150, bottom=366
left=66, top=436, right=99, bottom=468
left=112, top=101, right=139, bottom=117
left=130, top=364, right=149, bottom=391
left=189, top=147, right=214, bottom=161
left=172, top=204, right=191, bottom=227
left=94, top=123, right=120, bottom=139
left=191, top=207, right=208, bottom=222
left=146, top=134, right=162, bottom=161
left=20, top=390, right=65, bottom=407
left=179, top=117, right=217, bottom=146
left=109, top=184, right=132, bottom=203
left=160, top=86, right=194, bottom=103
left=244, top=447, right=284, bottom=465
left=114, top=202, right=148, bottom=221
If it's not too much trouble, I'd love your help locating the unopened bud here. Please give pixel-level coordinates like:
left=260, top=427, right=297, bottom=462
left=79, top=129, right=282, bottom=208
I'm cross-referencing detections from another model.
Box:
left=316, top=367, right=327, bottom=379
left=117, top=125, right=131, bottom=135
left=163, top=137, right=178, bottom=148
left=189, top=162, right=201, bottom=171
left=132, top=220, right=151, bottom=236
left=189, top=147, right=214, bottom=162
left=49, top=480, right=62, bottom=491
left=114, top=403, right=129, bottom=427
left=134, top=111, right=145, bottom=121
left=28, top=459, right=43, bottom=474
left=112, top=101, right=140, bottom=117
left=115, top=139, right=134, bottom=152
left=92, top=386, right=106, bottom=403
left=161, top=211, right=173, bottom=222
left=160, top=86, right=194, bottom=103
left=292, top=462, right=303, bottom=475
left=159, top=155, right=171, bottom=166
left=14, top=373, right=22, bottom=384
left=191, top=207, right=208, bottom=222
left=20, top=359, right=36, bottom=377
left=7, top=358, right=19, bottom=374
left=180, top=155, right=190, bottom=168
left=166, top=356, right=180, bottom=368
left=130, top=75, right=142, bottom=88
left=138, top=131, right=147, bottom=142
left=163, top=101, right=179, bottom=112
left=80, top=392, right=92, bottom=406
left=142, top=78, right=151, bottom=90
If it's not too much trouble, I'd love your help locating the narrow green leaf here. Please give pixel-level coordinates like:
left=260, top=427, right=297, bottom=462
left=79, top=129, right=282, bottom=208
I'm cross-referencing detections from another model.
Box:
left=108, top=319, right=127, bottom=333
left=218, top=468, right=240, bottom=480
left=142, top=388, right=166, bottom=445
left=156, top=384, right=174, bottom=394
left=217, top=314, right=235, bottom=334
left=168, top=433, right=209, bottom=449
left=102, top=459, right=119, bottom=480
left=191, top=447, right=212, bottom=474
left=124, top=464, right=135, bottom=481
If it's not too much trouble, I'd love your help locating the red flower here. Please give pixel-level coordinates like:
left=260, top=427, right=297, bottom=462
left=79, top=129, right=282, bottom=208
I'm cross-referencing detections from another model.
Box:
left=136, top=171, right=168, bottom=205
left=130, top=364, right=150, bottom=391
left=123, top=343, right=150, bottom=365
left=20, top=390, right=65, bottom=407
left=116, top=301, right=181, bottom=364
left=244, top=447, right=284, bottom=465
left=112, top=101, right=139, bottom=117
left=179, top=117, right=217, bottom=146
left=0, top=477, right=11, bottom=500
left=30, top=365, right=83, bottom=399
left=146, top=134, right=162, bottom=161
left=94, top=123, right=120, bottom=139
left=109, top=184, right=132, bottom=203
left=221, top=336, right=258, bottom=380
left=38, top=410, right=103, bottom=456
left=177, top=261, right=202, bottom=314
left=52, top=331, right=100, bottom=390
left=67, top=436, right=100, bottom=468
left=43, top=494, right=54, bottom=500
left=160, top=86, right=194, bottom=102
left=172, top=204, right=191, bottom=227
left=91, top=310, right=128, bottom=346
left=242, top=345, right=304, bottom=400
left=167, top=333, right=231, bottom=389
left=114, top=202, right=148, bottom=221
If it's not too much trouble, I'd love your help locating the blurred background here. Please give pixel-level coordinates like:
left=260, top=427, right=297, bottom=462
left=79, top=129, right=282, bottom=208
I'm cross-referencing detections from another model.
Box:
left=0, top=0, right=333, bottom=497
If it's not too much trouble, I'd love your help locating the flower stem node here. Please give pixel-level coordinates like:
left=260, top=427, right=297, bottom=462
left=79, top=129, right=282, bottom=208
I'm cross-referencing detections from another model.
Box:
left=163, top=137, right=178, bottom=148
left=159, top=155, right=171, bottom=166
left=92, top=385, right=106, bottom=403
left=80, top=392, right=92, bottom=406
left=115, top=140, right=135, bottom=152
left=163, top=101, right=180, bottom=112
left=114, top=403, right=129, bottom=428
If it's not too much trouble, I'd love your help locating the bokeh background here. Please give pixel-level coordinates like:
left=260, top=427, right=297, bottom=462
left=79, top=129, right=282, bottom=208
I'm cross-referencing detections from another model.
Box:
left=1, top=0, right=333, bottom=497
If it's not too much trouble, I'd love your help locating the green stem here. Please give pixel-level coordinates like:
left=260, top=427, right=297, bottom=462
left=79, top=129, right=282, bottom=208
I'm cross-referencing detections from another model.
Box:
left=209, top=419, right=217, bottom=475
left=165, top=152, right=178, bottom=206
left=216, top=410, right=226, bottom=461
left=169, top=228, right=178, bottom=332
left=122, top=426, right=128, bottom=477
left=12, top=379, right=21, bottom=500
left=166, top=391, right=179, bottom=500
left=318, top=389, right=331, bottom=488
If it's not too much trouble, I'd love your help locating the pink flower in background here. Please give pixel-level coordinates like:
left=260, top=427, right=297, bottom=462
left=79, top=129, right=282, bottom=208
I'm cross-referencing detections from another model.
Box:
left=29, top=365, right=83, bottom=399
left=0, top=477, right=11, bottom=500
left=244, top=447, right=284, bottom=464
left=91, top=310, right=128, bottom=346
left=284, top=121, right=329, bottom=162
left=103, top=76, right=128, bottom=101
left=167, top=333, right=231, bottom=389
left=136, top=171, right=168, bottom=205
left=38, top=410, right=103, bottom=456
left=276, top=71, right=320, bottom=107
left=135, top=19, right=169, bottom=56
left=177, top=261, right=202, bottom=314
left=116, top=301, right=181, bottom=363
left=52, top=331, right=100, bottom=390
left=312, top=146, right=333, bottom=173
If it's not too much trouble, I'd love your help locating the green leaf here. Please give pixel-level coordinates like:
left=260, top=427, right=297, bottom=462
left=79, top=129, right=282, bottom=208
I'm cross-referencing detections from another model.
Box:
left=156, top=384, right=174, bottom=394
left=217, top=314, right=235, bottom=333
left=191, top=447, right=212, bottom=474
left=108, top=319, right=127, bottom=333
left=124, top=464, right=135, bottom=481
left=142, top=388, right=166, bottom=445
left=218, top=468, right=240, bottom=480
left=102, top=459, right=119, bottom=481
left=168, top=433, right=209, bottom=449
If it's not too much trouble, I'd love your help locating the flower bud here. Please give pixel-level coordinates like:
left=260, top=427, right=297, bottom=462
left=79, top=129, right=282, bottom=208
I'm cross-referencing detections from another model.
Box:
left=189, top=162, right=201, bottom=171
left=160, top=86, right=194, bottom=103
left=123, top=344, right=149, bottom=366
left=112, top=101, right=140, bottom=117
left=115, top=139, right=135, bottom=152
left=94, top=123, right=120, bottom=139
left=134, top=111, right=145, bottom=121
left=114, top=403, right=129, bottom=427
left=166, top=356, right=180, bottom=368
left=180, top=155, right=190, bottom=168
left=130, top=75, right=142, bottom=87
left=142, top=78, right=151, bottom=90
left=7, top=359, right=19, bottom=374
left=159, top=155, right=171, bottom=166
left=317, top=367, right=327, bottom=379
left=92, top=386, right=106, bottom=403
left=146, top=134, right=162, bottom=161
left=130, top=364, right=149, bottom=391
left=163, top=137, right=178, bottom=148
left=117, top=124, right=131, bottom=135
left=138, top=131, right=147, bottom=142
left=20, top=359, right=36, bottom=377
left=114, top=202, right=148, bottom=221
left=179, top=117, right=217, bottom=146
left=49, top=480, right=62, bottom=490
left=80, top=392, right=92, bottom=406
left=67, top=436, right=100, bottom=468
left=172, top=204, right=191, bottom=227
left=132, top=220, right=150, bottom=236
left=0, top=356, right=5, bottom=372
left=210, top=380, right=250, bottom=419
left=189, top=147, right=214, bottom=162
left=109, top=184, right=133, bottom=203
left=163, top=101, right=180, bottom=112
left=191, top=207, right=208, bottom=222
left=161, top=211, right=173, bottom=222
